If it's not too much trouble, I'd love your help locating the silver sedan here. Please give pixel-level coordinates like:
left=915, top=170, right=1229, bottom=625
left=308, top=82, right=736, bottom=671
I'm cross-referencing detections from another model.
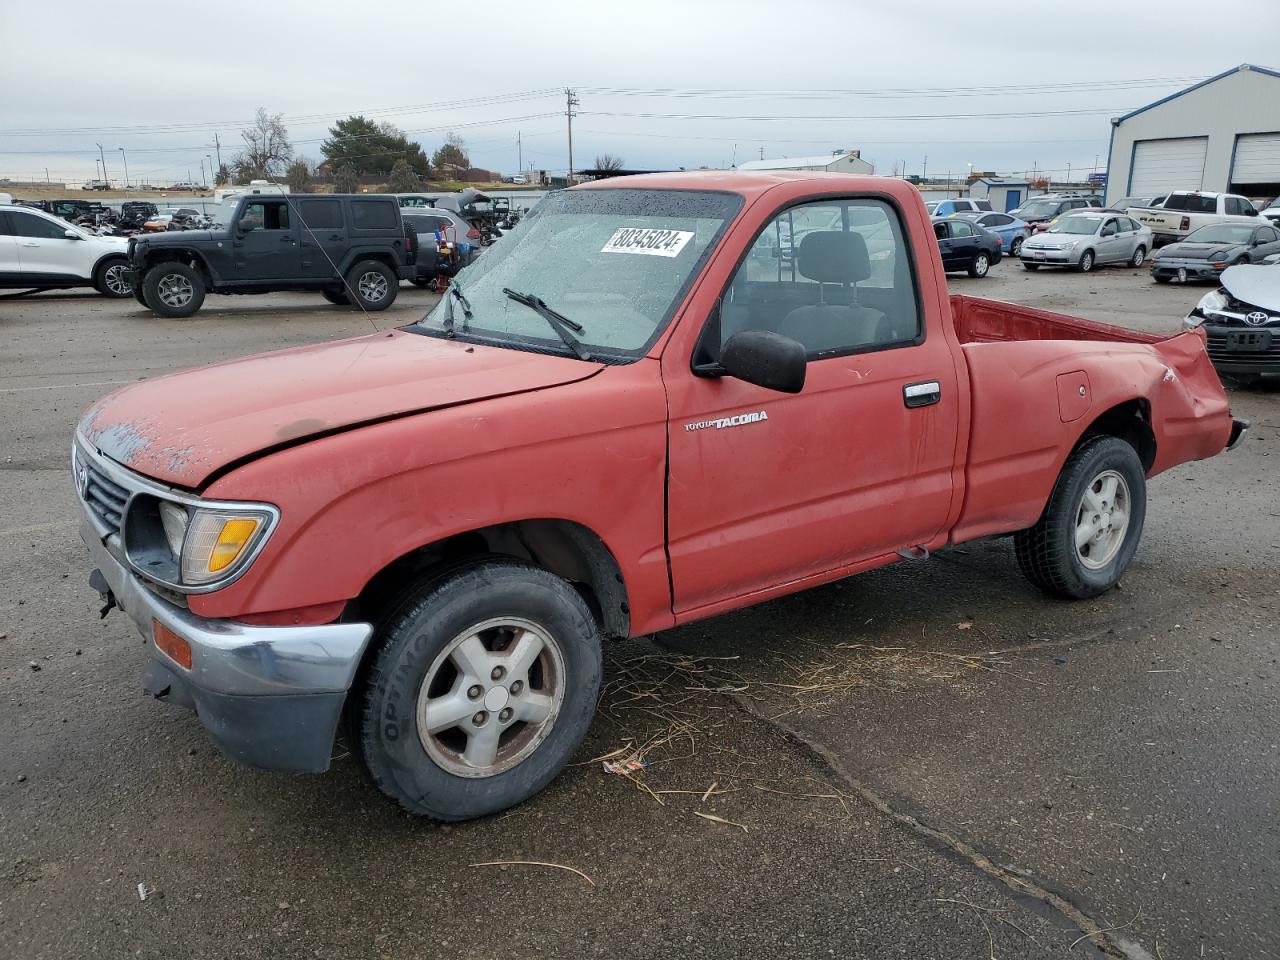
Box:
left=1019, top=212, right=1153, bottom=273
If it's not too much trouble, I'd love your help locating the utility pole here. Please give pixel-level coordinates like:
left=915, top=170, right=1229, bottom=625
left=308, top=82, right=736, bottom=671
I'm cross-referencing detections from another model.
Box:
left=96, top=143, right=108, bottom=185
left=1066, top=162, right=1072, bottom=185
left=214, top=134, right=223, bottom=178
left=565, top=89, right=578, bottom=185
left=118, top=148, right=130, bottom=189
left=44, top=167, right=50, bottom=184
left=517, top=130, right=522, bottom=176
left=759, top=146, right=764, bottom=161
left=922, top=155, right=927, bottom=183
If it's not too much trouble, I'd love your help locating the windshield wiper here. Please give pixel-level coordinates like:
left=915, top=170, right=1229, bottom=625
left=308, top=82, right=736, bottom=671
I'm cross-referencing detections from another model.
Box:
left=502, top=288, right=593, bottom=361
left=442, top=284, right=473, bottom=338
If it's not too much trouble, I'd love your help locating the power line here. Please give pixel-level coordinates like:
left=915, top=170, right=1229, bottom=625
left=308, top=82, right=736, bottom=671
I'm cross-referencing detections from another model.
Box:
left=581, top=106, right=1132, bottom=123
left=575, top=76, right=1204, bottom=100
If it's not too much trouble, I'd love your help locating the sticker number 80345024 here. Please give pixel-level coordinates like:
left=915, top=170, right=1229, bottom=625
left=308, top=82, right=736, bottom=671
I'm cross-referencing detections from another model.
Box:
left=601, top=227, right=694, bottom=258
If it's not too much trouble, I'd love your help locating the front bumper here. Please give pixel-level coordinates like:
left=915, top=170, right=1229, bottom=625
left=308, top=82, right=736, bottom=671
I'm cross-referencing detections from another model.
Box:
left=1020, top=247, right=1077, bottom=266
left=1151, top=258, right=1224, bottom=281
left=80, top=511, right=373, bottom=772
left=1202, top=322, right=1280, bottom=375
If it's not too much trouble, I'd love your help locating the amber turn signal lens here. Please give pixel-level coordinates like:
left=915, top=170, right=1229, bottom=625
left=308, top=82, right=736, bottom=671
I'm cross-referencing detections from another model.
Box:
left=208, top=518, right=261, bottom=572
left=153, top=620, right=193, bottom=669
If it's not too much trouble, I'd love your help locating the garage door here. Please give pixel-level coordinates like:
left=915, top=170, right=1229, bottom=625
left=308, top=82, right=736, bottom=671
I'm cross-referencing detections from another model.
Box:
left=1231, top=133, right=1280, bottom=185
left=1129, top=137, right=1208, bottom=195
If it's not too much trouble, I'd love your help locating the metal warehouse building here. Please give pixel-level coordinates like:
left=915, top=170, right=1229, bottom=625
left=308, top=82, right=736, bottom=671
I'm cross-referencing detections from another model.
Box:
left=738, top=148, right=873, bottom=175
left=1105, top=64, right=1280, bottom=204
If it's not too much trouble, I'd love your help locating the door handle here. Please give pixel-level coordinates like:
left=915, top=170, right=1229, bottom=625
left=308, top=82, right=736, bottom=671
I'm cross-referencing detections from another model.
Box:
left=903, top=380, right=941, bottom=408
left=22, top=242, right=38, bottom=247
left=280, top=236, right=293, bottom=243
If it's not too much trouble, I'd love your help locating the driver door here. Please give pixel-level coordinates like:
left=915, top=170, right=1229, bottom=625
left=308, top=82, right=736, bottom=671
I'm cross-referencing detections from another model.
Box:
left=232, top=199, right=302, bottom=280
left=663, top=198, right=960, bottom=615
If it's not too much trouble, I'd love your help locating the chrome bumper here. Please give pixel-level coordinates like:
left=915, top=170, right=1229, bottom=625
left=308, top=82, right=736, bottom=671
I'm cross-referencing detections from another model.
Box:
left=81, top=514, right=372, bottom=698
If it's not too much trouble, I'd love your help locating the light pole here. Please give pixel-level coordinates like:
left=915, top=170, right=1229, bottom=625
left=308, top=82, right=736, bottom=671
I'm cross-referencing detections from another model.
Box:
left=206, top=155, right=213, bottom=187
left=117, top=148, right=130, bottom=189
left=96, top=143, right=108, bottom=186
left=94, top=158, right=102, bottom=183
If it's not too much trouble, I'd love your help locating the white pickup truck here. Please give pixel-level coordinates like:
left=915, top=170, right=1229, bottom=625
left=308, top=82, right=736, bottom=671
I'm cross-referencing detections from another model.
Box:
left=1131, top=191, right=1263, bottom=244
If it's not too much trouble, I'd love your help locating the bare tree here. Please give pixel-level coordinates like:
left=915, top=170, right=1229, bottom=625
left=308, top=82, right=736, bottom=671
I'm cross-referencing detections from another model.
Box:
left=431, top=132, right=470, bottom=173
left=594, top=154, right=625, bottom=172
left=234, top=108, right=293, bottom=180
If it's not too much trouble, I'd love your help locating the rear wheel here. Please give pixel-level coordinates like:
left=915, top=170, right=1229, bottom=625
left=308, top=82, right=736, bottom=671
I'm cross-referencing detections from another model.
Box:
left=321, top=288, right=350, bottom=306
left=132, top=284, right=150, bottom=308
left=1022, top=262, right=1040, bottom=271
left=1153, top=274, right=1172, bottom=284
left=356, top=559, right=602, bottom=821
left=94, top=257, right=132, bottom=298
left=1130, top=246, right=1147, bottom=267
left=141, top=263, right=204, bottom=318
left=1014, top=436, right=1147, bottom=600
left=1010, top=236, right=1024, bottom=257
left=346, top=260, right=398, bottom=311
left=1075, top=250, right=1095, bottom=273
left=968, top=252, right=991, bottom=278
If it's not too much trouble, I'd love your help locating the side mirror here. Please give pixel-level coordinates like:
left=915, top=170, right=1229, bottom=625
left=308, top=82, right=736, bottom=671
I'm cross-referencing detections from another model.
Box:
left=64, top=228, right=81, bottom=240
left=720, top=330, right=806, bottom=394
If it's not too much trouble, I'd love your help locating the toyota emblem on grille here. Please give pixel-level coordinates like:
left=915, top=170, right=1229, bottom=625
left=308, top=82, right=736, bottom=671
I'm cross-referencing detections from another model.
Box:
left=1244, top=311, right=1269, bottom=326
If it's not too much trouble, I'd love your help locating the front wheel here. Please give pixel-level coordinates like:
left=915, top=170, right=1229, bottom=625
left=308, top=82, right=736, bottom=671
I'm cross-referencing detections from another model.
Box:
left=1010, top=237, right=1024, bottom=257
left=321, top=288, right=350, bottom=306
left=346, top=260, right=398, bottom=311
left=1022, top=262, right=1040, bottom=271
left=357, top=559, right=603, bottom=820
left=94, top=257, right=132, bottom=298
left=968, top=252, right=991, bottom=278
left=1130, top=246, right=1147, bottom=267
left=142, top=263, right=205, bottom=318
left=1014, top=436, right=1147, bottom=599
left=1075, top=250, right=1095, bottom=273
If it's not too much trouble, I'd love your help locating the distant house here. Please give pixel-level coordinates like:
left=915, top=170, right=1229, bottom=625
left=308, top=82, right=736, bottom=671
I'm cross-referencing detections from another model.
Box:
left=737, top=149, right=873, bottom=175
left=968, top=178, right=1031, bottom=213
left=458, top=167, right=499, bottom=183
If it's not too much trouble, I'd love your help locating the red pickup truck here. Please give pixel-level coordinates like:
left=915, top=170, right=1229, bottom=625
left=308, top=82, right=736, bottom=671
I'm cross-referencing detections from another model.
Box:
left=74, top=172, right=1246, bottom=820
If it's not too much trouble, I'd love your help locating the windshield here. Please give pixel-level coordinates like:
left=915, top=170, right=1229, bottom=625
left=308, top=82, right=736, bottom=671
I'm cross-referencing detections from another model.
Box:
left=1048, top=216, right=1102, bottom=235
left=1013, top=200, right=1061, bottom=219
left=1162, top=194, right=1217, bottom=213
left=415, top=188, right=741, bottom=359
left=1185, top=224, right=1255, bottom=244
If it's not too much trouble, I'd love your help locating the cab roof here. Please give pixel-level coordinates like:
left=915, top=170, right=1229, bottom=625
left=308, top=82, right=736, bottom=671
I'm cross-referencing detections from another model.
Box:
left=572, top=169, right=887, bottom=200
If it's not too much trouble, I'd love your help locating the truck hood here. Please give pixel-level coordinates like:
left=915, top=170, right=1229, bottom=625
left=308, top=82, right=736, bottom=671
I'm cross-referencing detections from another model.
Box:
left=79, top=330, right=603, bottom=489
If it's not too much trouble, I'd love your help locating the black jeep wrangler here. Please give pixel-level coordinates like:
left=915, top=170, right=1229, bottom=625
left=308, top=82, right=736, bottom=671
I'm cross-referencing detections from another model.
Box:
left=124, top=193, right=416, bottom=318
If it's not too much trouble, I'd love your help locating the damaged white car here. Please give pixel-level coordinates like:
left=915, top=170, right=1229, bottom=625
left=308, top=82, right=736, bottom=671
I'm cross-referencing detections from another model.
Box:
left=1184, top=263, right=1280, bottom=381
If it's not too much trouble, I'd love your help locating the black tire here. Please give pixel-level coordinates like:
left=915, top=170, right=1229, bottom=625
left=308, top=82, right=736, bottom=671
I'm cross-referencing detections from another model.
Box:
left=133, top=284, right=150, bottom=308
left=1022, top=262, right=1040, bottom=271
left=93, top=257, right=132, bottom=298
left=411, top=277, right=434, bottom=288
left=1153, top=274, right=1172, bottom=284
left=1014, top=436, right=1147, bottom=600
left=345, top=260, right=398, bottom=312
left=1131, top=246, right=1147, bottom=267
left=1074, top=250, right=1095, bottom=273
left=968, top=252, right=991, bottom=278
left=141, top=263, right=204, bottom=318
left=1010, top=237, right=1024, bottom=257
left=321, top=288, right=350, bottom=306
left=357, top=559, right=603, bottom=821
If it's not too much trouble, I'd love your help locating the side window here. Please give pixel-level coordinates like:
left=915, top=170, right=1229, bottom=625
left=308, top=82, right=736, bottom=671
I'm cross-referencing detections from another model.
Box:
left=950, top=221, right=973, bottom=237
left=0, top=212, right=13, bottom=237
left=351, top=200, right=398, bottom=229
left=10, top=213, right=68, bottom=239
left=240, top=201, right=290, bottom=231
left=297, top=199, right=343, bottom=230
left=718, top=199, right=921, bottom=359
left=1101, top=219, right=1118, bottom=237
left=933, top=221, right=949, bottom=240
left=1257, top=227, right=1279, bottom=243
left=1124, top=217, right=1140, bottom=232
left=1229, top=196, right=1255, bottom=216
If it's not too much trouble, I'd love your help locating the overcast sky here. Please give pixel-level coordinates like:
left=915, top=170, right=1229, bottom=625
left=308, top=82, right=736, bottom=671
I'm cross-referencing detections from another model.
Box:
left=2, top=0, right=1277, bottom=186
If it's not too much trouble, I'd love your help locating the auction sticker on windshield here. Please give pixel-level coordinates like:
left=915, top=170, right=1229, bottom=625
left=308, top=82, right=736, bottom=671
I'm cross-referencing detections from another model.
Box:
left=602, top=227, right=694, bottom=258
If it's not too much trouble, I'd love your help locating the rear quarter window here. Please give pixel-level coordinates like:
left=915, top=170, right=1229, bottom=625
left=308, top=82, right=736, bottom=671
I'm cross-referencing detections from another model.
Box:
left=298, top=199, right=344, bottom=230
left=350, top=200, right=399, bottom=230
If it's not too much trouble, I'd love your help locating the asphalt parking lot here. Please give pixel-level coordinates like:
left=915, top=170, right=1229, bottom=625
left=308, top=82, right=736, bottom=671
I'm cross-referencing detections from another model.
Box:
left=1, top=263, right=1277, bottom=959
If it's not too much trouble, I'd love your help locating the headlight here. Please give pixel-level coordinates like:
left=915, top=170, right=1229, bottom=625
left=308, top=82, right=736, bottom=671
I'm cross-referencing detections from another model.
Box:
left=1070, top=241, right=1081, bottom=250
left=180, top=508, right=274, bottom=586
left=123, top=497, right=276, bottom=591
left=1196, top=289, right=1228, bottom=316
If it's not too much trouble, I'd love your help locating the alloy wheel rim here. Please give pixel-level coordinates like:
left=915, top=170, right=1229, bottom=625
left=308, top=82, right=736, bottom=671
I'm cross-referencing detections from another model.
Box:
left=1075, top=469, right=1130, bottom=570
left=1081, top=252, right=1093, bottom=272
left=975, top=255, right=989, bottom=276
left=157, top=274, right=193, bottom=307
left=416, top=617, right=566, bottom=778
left=1132, top=248, right=1144, bottom=266
left=105, top=264, right=130, bottom=295
left=358, top=271, right=388, bottom=302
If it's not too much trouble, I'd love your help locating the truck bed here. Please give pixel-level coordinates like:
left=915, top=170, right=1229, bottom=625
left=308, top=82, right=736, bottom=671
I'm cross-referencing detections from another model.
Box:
left=945, top=295, right=1232, bottom=545
left=949, top=295, right=1162, bottom=345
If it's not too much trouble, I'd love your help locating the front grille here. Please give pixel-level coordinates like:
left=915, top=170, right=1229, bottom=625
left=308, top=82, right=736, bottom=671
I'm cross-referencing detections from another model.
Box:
left=83, top=460, right=129, bottom=536
left=1206, top=330, right=1280, bottom=367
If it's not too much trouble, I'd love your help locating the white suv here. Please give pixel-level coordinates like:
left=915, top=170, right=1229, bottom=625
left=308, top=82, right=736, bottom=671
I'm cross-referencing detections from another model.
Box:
left=0, top=205, right=132, bottom=297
